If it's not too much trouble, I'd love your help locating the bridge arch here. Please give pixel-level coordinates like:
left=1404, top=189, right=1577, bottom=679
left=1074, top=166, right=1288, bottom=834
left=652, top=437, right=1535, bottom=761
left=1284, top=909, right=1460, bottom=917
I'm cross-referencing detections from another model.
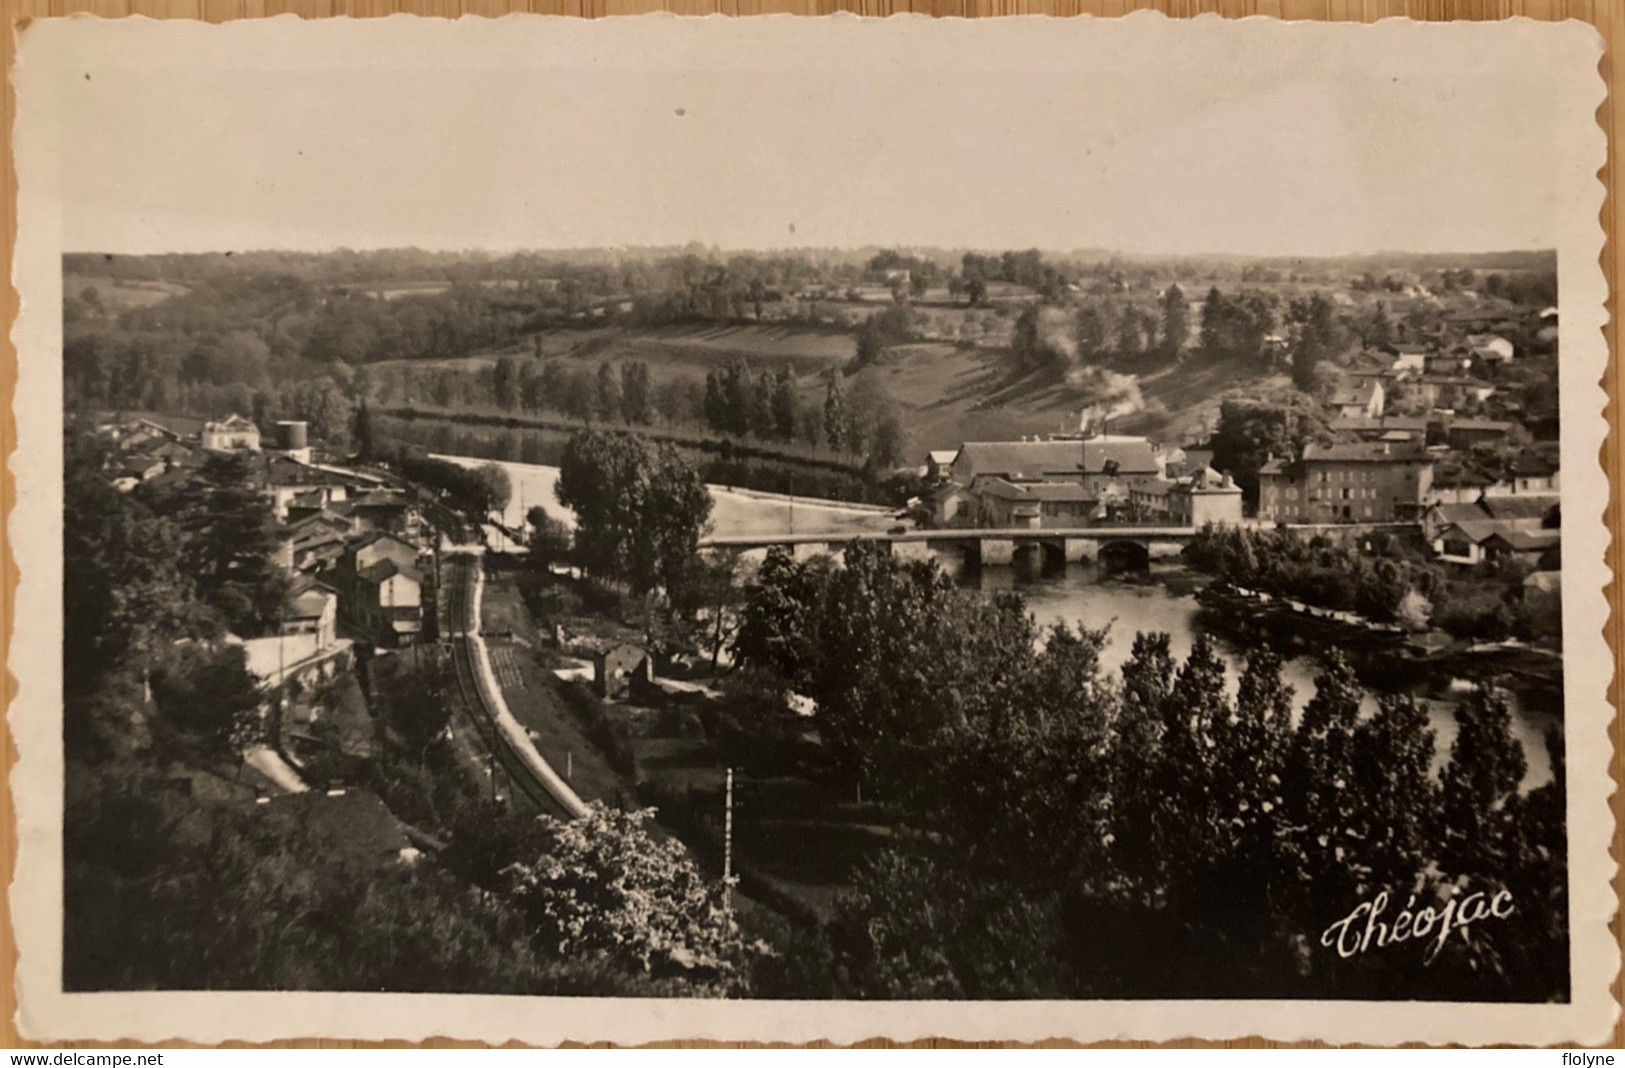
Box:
left=925, top=538, right=982, bottom=574
left=1012, top=539, right=1067, bottom=576
left=1097, top=539, right=1151, bottom=575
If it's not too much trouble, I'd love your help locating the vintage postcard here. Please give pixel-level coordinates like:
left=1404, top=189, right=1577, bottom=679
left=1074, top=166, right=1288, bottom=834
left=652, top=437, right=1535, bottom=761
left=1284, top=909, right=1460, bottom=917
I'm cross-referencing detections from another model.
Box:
left=8, top=11, right=1617, bottom=1046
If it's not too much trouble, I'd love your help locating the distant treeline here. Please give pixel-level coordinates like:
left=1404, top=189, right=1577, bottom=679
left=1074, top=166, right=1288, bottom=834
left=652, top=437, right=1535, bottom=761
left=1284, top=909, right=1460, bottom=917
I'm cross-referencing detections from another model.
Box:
left=66, top=247, right=1557, bottom=289
left=391, top=451, right=512, bottom=519
left=1185, top=524, right=1560, bottom=645
left=376, top=409, right=919, bottom=508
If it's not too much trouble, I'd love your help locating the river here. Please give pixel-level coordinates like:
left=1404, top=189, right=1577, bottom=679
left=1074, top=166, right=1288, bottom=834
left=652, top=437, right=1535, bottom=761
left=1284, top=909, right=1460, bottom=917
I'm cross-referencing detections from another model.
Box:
left=433, top=454, right=1555, bottom=790
left=433, top=455, right=897, bottom=541
left=961, top=557, right=1554, bottom=790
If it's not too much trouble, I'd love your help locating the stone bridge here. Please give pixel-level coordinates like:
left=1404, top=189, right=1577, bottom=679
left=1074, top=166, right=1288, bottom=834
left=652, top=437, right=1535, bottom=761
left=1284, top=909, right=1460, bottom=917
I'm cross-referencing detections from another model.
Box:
left=700, top=526, right=1199, bottom=571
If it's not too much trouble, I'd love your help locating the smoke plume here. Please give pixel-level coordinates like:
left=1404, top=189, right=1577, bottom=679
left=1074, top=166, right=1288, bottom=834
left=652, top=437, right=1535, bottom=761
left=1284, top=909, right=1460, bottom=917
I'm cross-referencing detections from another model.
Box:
left=1067, top=366, right=1145, bottom=422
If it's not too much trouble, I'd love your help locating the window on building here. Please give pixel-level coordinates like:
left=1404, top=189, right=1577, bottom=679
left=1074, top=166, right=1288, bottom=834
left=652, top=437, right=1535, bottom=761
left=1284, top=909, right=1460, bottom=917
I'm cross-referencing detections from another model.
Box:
left=1341, top=488, right=1352, bottom=500
left=1287, top=488, right=1298, bottom=500
left=1364, top=505, right=1373, bottom=517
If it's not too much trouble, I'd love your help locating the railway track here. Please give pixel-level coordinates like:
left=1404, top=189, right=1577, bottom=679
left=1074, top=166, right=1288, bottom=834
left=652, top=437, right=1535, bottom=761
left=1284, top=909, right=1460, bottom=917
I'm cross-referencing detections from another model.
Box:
left=440, top=554, right=580, bottom=819
left=429, top=565, right=511, bottom=802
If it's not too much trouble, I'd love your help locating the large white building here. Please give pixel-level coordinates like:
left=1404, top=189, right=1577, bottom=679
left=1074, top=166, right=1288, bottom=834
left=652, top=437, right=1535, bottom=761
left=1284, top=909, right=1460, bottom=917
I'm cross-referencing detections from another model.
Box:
left=201, top=414, right=262, bottom=453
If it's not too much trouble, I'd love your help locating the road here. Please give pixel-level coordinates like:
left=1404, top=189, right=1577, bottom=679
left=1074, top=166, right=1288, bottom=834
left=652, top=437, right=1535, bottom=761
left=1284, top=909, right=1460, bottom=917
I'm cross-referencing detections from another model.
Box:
left=699, top=525, right=1203, bottom=548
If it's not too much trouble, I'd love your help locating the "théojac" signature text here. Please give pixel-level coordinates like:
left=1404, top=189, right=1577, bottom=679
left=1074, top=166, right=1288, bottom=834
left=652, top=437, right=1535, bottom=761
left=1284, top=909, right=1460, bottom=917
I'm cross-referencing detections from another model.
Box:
left=1321, top=887, right=1515, bottom=964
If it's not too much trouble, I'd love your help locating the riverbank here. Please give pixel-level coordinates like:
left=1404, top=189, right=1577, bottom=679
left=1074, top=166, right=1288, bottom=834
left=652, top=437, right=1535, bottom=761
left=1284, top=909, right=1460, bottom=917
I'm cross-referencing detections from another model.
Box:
left=433, top=454, right=900, bottom=541
left=971, top=559, right=1558, bottom=790
left=378, top=409, right=908, bottom=507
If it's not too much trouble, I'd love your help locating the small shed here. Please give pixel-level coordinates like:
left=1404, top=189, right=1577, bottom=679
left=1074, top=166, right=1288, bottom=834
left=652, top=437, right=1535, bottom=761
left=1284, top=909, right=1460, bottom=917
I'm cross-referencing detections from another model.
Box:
left=594, top=641, right=652, bottom=699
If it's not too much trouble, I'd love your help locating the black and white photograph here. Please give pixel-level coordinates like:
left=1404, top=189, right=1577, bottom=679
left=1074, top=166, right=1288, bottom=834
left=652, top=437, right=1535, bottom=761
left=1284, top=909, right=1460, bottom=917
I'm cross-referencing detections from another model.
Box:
left=10, top=11, right=1615, bottom=1046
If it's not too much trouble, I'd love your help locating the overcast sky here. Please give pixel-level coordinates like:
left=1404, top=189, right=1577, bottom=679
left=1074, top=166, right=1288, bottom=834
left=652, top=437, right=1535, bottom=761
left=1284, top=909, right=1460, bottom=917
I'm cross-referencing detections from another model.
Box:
left=20, top=14, right=1600, bottom=258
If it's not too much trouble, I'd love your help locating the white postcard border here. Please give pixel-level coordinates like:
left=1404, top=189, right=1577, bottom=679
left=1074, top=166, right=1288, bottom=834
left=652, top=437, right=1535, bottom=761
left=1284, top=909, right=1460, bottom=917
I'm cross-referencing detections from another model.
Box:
left=9, top=11, right=1617, bottom=1046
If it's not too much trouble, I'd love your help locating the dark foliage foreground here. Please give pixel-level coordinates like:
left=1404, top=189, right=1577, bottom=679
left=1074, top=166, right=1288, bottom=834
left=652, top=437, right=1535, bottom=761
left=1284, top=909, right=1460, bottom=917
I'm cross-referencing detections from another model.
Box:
left=736, top=544, right=1567, bottom=1001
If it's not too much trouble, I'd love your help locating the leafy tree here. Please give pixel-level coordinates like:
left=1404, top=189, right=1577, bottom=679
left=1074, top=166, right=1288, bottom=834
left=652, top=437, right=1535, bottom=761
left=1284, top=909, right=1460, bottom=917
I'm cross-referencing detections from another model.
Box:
left=666, top=549, right=746, bottom=670
left=867, top=412, right=907, bottom=475
left=819, top=851, right=1066, bottom=999
left=749, top=368, right=776, bottom=438
left=594, top=362, right=621, bottom=423
left=383, top=664, right=450, bottom=758
left=854, top=315, right=888, bottom=368
left=1285, top=652, right=1365, bottom=906
left=493, top=355, right=519, bottom=411
left=770, top=369, right=797, bottom=442
left=1209, top=394, right=1329, bottom=511
left=823, top=370, right=848, bottom=456
left=279, top=378, right=353, bottom=448
left=525, top=505, right=573, bottom=571
left=1198, top=286, right=1228, bottom=358
left=619, top=360, right=651, bottom=425
left=733, top=547, right=828, bottom=688
left=1199, top=286, right=1277, bottom=363
left=149, top=643, right=264, bottom=752
left=1155, top=635, right=1233, bottom=866
left=1438, top=686, right=1528, bottom=881
left=507, top=802, right=754, bottom=992
left=1108, top=632, right=1177, bottom=893
left=1287, top=292, right=1338, bottom=392
left=1349, top=301, right=1395, bottom=351
left=64, top=428, right=208, bottom=696
left=1114, top=306, right=1146, bottom=359
left=554, top=429, right=713, bottom=596
left=721, top=361, right=753, bottom=437
left=351, top=398, right=376, bottom=462
left=1211, top=647, right=1295, bottom=898
left=1159, top=284, right=1190, bottom=359
left=66, top=789, right=653, bottom=995
left=169, top=452, right=289, bottom=636
left=476, top=462, right=512, bottom=517
left=1010, top=305, right=1075, bottom=375
left=702, top=368, right=728, bottom=433
left=1350, top=692, right=1438, bottom=895
left=1224, top=647, right=1294, bottom=794
left=1367, top=302, right=1394, bottom=350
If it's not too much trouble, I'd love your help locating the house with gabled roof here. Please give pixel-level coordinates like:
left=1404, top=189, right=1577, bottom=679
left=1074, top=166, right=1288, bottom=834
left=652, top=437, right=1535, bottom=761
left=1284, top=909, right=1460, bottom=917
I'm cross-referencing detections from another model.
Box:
left=923, top=450, right=960, bottom=482
left=949, top=434, right=1163, bottom=527
left=201, top=414, right=262, bottom=453
left=283, top=579, right=340, bottom=649
left=335, top=531, right=426, bottom=645
left=1328, top=376, right=1386, bottom=419
left=975, top=478, right=1100, bottom=528
left=1433, top=518, right=1560, bottom=568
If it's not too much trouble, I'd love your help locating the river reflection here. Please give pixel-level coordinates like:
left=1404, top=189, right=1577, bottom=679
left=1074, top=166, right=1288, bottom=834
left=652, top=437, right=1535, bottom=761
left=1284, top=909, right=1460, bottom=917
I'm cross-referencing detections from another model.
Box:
left=956, top=555, right=1554, bottom=790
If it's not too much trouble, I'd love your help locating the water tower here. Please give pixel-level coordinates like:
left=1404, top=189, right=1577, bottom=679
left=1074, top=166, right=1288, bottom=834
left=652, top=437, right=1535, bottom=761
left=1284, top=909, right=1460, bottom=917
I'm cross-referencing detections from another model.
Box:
left=274, top=420, right=311, bottom=463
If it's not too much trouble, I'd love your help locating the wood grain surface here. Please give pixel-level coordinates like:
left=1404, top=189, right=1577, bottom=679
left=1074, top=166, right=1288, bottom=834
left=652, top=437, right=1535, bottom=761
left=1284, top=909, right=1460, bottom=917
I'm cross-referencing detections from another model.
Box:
left=1, top=0, right=1618, bottom=1049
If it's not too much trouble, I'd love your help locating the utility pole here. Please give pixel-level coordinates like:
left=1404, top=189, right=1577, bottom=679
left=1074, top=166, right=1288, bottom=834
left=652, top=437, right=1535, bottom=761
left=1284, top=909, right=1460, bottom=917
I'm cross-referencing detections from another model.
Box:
left=724, top=760, right=737, bottom=910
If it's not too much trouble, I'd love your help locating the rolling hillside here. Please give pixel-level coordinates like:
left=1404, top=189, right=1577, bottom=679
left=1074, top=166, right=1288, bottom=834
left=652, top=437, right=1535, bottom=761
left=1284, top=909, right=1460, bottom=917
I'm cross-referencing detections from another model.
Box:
left=373, top=320, right=1284, bottom=458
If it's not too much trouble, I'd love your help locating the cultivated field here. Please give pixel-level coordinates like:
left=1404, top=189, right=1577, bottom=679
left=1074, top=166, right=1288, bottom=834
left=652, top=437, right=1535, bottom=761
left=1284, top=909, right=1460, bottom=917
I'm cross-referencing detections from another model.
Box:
left=65, top=274, right=191, bottom=310
left=387, top=311, right=1289, bottom=461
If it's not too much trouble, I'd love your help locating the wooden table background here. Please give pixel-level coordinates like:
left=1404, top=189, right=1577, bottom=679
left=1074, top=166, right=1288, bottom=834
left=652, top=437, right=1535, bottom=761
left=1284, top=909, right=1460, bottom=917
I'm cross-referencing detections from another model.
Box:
left=1, top=0, right=1619, bottom=1049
